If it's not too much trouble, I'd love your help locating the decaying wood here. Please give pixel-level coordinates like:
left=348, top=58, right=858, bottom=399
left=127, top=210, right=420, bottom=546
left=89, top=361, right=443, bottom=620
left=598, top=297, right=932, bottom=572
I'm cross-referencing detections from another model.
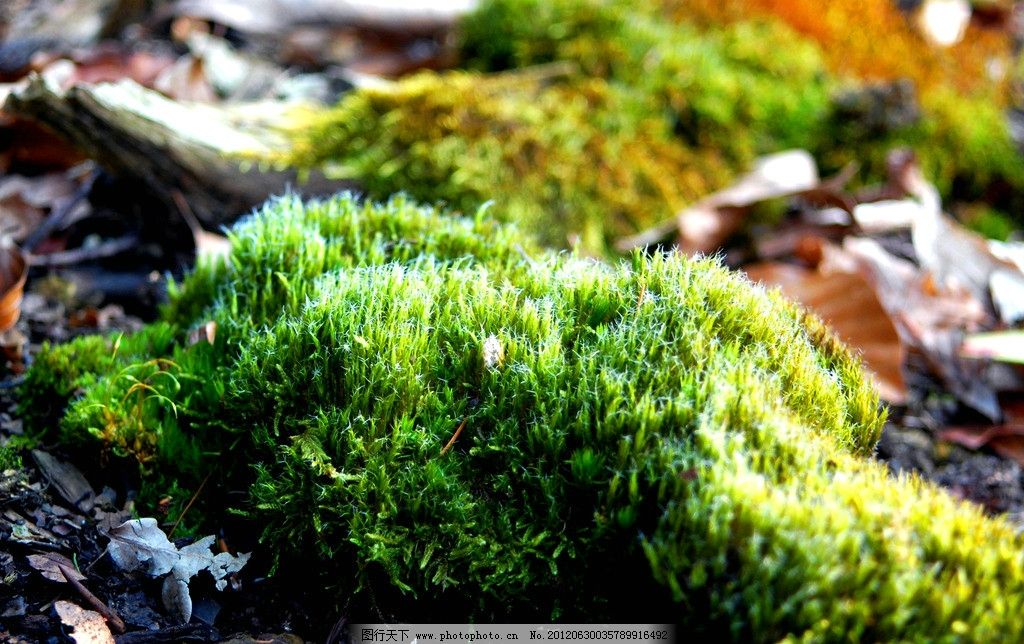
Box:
left=31, top=448, right=95, bottom=512
left=173, top=0, right=478, bottom=37
left=3, top=73, right=352, bottom=227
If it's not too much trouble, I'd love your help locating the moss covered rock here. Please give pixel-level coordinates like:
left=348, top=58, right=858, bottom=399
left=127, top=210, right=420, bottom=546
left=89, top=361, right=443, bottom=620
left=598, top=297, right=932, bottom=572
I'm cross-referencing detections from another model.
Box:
left=23, top=194, right=1024, bottom=637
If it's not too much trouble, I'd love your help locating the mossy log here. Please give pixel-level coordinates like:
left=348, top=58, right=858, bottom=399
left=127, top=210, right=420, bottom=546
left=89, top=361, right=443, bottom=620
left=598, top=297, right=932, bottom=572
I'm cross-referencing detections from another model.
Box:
left=3, top=73, right=350, bottom=227
left=21, top=194, right=1024, bottom=639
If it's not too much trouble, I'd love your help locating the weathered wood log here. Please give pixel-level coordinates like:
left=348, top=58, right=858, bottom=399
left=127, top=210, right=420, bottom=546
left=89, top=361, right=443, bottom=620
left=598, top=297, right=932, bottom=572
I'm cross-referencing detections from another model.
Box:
left=3, top=73, right=352, bottom=227
left=173, top=0, right=477, bottom=37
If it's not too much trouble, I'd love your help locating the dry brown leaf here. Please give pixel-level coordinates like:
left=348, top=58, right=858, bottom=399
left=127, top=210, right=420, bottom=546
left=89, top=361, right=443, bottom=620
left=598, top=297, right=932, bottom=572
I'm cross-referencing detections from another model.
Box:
left=187, top=321, right=217, bottom=346
left=888, top=154, right=1024, bottom=324
left=0, top=243, right=27, bottom=332
left=745, top=261, right=907, bottom=403
left=940, top=425, right=1024, bottom=467
left=843, top=237, right=999, bottom=418
left=153, top=55, right=218, bottom=103
left=676, top=150, right=819, bottom=254
left=27, top=552, right=84, bottom=582
left=53, top=601, right=114, bottom=644
left=618, top=150, right=853, bottom=254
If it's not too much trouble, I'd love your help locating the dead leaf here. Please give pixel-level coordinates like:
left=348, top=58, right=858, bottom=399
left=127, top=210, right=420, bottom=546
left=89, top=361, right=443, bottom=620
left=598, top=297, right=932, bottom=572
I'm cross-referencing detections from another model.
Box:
left=851, top=199, right=922, bottom=233
left=188, top=321, right=217, bottom=346
left=27, top=552, right=84, bottom=582
left=106, top=518, right=251, bottom=625
left=679, top=150, right=819, bottom=254
left=54, top=600, right=114, bottom=644
left=888, top=154, right=1024, bottom=325
left=105, top=518, right=183, bottom=576
left=161, top=574, right=192, bottom=625
left=0, top=243, right=27, bottom=332
left=843, top=237, right=999, bottom=419
left=745, top=261, right=907, bottom=403
left=153, top=55, right=218, bottom=103
left=173, top=0, right=478, bottom=37
left=940, top=425, right=1024, bottom=467
left=618, top=150, right=853, bottom=254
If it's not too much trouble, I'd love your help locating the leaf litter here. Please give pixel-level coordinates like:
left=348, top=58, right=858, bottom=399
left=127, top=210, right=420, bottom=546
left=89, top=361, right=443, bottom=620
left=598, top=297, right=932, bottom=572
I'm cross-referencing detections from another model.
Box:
left=106, top=518, right=251, bottom=624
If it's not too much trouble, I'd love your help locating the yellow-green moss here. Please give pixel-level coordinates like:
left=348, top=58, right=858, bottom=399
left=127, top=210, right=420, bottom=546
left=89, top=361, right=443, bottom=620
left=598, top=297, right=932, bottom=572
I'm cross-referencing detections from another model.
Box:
left=283, top=72, right=728, bottom=251
left=22, top=194, right=1024, bottom=636
left=282, top=5, right=834, bottom=253
left=460, top=0, right=1024, bottom=224
left=278, top=0, right=1023, bottom=254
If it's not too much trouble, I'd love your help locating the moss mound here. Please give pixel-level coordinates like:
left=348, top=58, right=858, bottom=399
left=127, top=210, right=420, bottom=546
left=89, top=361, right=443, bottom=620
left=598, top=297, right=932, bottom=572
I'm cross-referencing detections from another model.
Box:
left=23, top=194, right=1024, bottom=637
left=284, top=5, right=833, bottom=253
left=460, top=0, right=1024, bottom=213
left=281, top=0, right=1024, bottom=254
left=283, top=71, right=732, bottom=252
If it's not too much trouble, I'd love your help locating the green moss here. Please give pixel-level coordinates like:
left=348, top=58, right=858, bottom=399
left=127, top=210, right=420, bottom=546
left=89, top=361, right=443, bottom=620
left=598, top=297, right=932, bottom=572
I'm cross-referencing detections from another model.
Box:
left=283, top=72, right=723, bottom=251
left=23, top=194, right=1024, bottom=636
left=961, top=205, right=1018, bottom=241
left=278, top=0, right=1023, bottom=254
left=460, top=0, right=832, bottom=163
left=282, top=3, right=833, bottom=253
left=0, top=444, right=21, bottom=470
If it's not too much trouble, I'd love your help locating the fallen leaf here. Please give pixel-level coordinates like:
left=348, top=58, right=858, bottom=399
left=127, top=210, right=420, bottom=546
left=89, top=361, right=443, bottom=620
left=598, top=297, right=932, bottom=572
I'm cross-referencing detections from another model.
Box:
left=187, top=321, right=217, bottom=346
left=106, top=518, right=251, bottom=625
left=0, top=243, right=27, bottom=332
left=677, top=150, right=819, bottom=254
left=26, top=552, right=84, bottom=582
left=105, top=518, right=182, bottom=576
left=851, top=199, right=922, bottom=233
left=745, top=261, right=907, bottom=403
left=54, top=600, right=114, bottom=644
left=153, top=55, right=218, bottom=103
left=890, top=154, right=1024, bottom=325
left=940, top=425, right=1024, bottom=467
left=843, top=237, right=999, bottom=419
left=961, top=331, right=1024, bottom=364
left=173, top=0, right=478, bottom=37
left=161, top=573, right=192, bottom=625
left=618, top=150, right=853, bottom=254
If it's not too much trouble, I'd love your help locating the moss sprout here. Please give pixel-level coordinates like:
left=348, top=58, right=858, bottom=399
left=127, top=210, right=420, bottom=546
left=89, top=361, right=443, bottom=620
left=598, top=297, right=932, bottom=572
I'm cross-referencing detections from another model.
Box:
left=23, top=194, right=1024, bottom=636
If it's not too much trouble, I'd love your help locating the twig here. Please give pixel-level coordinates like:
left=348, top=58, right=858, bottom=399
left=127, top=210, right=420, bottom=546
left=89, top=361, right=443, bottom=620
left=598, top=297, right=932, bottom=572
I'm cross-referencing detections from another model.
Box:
left=171, top=189, right=202, bottom=238
left=168, top=472, right=211, bottom=539
left=55, top=561, right=126, bottom=634
left=23, top=166, right=100, bottom=253
left=27, top=235, right=137, bottom=267
left=440, top=418, right=468, bottom=456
